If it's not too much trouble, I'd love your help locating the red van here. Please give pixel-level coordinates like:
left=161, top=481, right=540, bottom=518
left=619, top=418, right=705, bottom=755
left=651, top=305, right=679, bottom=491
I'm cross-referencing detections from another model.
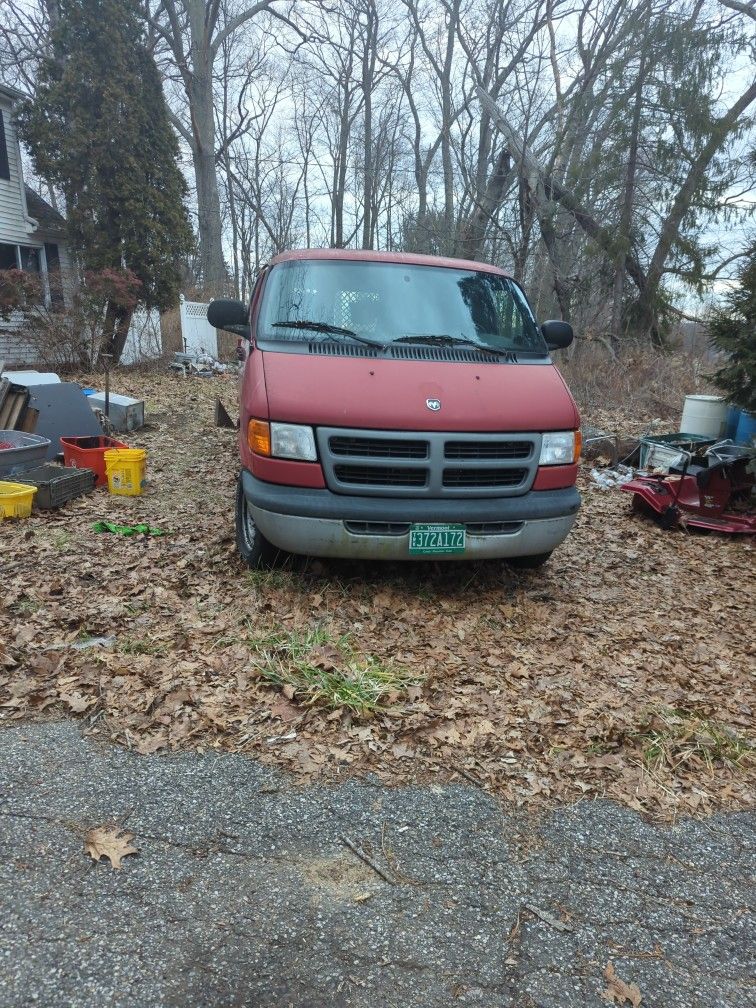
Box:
left=208, top=249, right=581, bottom=569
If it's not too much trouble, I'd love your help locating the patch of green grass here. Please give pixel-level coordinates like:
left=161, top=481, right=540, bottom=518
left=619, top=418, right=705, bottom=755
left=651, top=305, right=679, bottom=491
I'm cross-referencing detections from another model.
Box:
left=12, top=597, right=37, bottom=615
left=635, top=708, right=754, bottom=774
left=247, top=625, right=413, bottom=715
left=118, top=637, right=168, bottom=657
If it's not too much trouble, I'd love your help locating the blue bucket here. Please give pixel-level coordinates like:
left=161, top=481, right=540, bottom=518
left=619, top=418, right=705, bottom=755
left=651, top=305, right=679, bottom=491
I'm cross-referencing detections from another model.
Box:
left=735, top=410, right=756, bottom=446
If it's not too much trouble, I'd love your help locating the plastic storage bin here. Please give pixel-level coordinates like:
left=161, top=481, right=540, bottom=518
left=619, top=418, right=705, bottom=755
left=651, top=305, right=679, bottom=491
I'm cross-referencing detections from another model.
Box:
left=0, top=481, right=37, bottom=519
left=0, top=431, right=52, bottom=475
left=60, top=435, right=129, bottom=487
left=15, top=464, right=96, bottom=509
left=104, top=448, right=146, bottom=496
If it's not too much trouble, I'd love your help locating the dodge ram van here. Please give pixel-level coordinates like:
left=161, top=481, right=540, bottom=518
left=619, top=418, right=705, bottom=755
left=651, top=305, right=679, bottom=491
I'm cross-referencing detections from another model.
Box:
left=208, top=249, right=581, bottom=569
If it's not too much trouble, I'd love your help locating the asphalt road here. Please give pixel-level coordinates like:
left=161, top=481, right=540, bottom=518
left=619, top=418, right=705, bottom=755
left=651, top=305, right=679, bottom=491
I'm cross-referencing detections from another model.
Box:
left=0, top=722, right=753, bottom=1008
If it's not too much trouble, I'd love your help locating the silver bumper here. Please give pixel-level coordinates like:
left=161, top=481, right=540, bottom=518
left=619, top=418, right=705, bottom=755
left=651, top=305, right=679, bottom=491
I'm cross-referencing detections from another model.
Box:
left=249, top=506, right=577, bottom=561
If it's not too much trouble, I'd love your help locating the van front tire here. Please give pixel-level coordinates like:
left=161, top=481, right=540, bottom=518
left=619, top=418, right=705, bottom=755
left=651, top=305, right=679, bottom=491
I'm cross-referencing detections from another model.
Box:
left=235, top=473, right=283, bottom=569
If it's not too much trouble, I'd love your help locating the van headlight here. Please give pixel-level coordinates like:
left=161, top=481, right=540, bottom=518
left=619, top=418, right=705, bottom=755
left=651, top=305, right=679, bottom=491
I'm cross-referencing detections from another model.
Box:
left=270, top=422, right=318, bottom=461
left=539, top=431, right=580, bottom=465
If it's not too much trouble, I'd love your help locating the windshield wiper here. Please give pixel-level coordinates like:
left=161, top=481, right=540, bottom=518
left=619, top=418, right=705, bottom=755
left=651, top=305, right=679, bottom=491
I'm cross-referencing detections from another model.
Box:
left=271, top=319, right=385, bottom=349
left=391, top=334, right=515, bottom=358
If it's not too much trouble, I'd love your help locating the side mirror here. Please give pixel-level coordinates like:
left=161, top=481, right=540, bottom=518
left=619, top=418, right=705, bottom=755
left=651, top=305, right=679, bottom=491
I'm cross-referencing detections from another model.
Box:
left=207, top=298, right=251, bottom=339
left=541, top=320, right=574, bottom=350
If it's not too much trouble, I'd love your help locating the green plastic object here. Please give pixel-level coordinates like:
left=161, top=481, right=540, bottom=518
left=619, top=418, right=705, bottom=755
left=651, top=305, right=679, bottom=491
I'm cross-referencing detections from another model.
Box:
left=92, top=520, right=165, bottom=537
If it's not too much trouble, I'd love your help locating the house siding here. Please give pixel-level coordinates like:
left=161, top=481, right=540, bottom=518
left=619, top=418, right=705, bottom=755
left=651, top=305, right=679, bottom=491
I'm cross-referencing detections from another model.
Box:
left=0, top=314, right=38, bottom=366
left=0, top=99, right=38, bottom=247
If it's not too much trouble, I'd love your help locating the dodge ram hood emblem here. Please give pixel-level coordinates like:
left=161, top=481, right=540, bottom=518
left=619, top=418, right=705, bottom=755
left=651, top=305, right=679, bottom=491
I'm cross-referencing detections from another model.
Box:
left=426, top=398, right=441, bottom=411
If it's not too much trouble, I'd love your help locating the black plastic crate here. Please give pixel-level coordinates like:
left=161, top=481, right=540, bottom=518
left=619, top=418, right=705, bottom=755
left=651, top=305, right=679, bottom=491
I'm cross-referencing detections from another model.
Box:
left=15, top=463, right=96, bottom=509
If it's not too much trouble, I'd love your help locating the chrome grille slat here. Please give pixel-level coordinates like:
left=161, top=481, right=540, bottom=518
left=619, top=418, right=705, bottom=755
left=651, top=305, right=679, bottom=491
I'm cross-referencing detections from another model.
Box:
left=317, top=428, right=541, bottom=498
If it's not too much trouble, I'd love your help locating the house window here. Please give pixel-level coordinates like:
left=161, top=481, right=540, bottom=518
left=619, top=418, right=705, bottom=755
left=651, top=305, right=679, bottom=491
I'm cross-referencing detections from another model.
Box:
left=20, top=246, right=40, bottom=273
left=0, top=243, right=47, bottom=305
left=0, top=243, right=18, bottom=269
left=0, top=112, right=10, bottom=181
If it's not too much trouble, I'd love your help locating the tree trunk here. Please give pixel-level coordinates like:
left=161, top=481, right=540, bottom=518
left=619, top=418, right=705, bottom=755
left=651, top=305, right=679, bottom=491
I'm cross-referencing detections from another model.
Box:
left=611, top=1, right=650, bottom=342
left=103, top=302, right=134, bottom=365
left=458, top=147, right=511, bottom=260
left=440, top=1, right=460, bottom=252
left=360, top=2, right=377, bottom=249
left=190, top=58, right=226, bottom=294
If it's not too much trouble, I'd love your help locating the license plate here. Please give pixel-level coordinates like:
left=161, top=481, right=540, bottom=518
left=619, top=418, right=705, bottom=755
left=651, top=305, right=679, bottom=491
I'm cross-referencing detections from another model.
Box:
left=409, top=523, right=466, bottom=555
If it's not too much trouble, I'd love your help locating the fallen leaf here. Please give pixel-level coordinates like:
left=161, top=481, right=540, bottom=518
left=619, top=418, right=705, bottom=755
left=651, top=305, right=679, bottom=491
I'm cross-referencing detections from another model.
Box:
left=85, top=824, right=139, bottom=870
left=602, top=961, right=642, bottom=1006
left=59, top=691, right=95, bottom=713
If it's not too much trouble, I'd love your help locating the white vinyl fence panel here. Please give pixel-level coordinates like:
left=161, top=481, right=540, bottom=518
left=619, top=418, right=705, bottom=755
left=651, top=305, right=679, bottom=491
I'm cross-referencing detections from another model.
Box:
left=122, top=307, right=162, bottom=364
left=179, top=296, right=217, bottom=357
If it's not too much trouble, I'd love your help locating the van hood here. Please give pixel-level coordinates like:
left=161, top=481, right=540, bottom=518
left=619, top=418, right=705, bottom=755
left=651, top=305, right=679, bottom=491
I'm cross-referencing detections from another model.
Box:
left=260, top=350, right=579, bottom=431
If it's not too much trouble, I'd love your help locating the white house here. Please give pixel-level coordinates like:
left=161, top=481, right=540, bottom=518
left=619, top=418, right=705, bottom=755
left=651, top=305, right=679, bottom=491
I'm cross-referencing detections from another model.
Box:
left=0, top=81, right=75, bottom=365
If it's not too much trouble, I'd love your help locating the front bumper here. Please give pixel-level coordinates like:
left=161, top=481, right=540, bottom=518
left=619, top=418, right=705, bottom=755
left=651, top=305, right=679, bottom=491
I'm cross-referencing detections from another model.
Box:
left=241, top=470, right=580, bottom=560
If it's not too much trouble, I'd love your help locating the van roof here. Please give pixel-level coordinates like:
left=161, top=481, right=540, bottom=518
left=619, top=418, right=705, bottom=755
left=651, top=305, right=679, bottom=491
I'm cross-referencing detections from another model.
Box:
left=269, top=248, right=512, bottom=277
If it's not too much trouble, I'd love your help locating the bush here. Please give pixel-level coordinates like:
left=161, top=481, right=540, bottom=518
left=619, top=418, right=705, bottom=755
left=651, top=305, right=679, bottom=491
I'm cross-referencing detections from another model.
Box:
left=707, top=250, right=756, bottom=413
left=12, top=267, right=143, bottom=370
left=0, top=269, right=43, bottom=318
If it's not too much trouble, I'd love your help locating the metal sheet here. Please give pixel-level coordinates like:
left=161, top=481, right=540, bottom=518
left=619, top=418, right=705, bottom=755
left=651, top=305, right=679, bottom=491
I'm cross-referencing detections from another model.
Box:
left=26, top=383, right=103, bottom=459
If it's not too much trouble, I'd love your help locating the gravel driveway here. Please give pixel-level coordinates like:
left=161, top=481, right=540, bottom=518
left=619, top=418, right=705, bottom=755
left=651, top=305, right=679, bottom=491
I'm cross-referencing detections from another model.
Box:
left=1, top=722, right=753, bottom=1007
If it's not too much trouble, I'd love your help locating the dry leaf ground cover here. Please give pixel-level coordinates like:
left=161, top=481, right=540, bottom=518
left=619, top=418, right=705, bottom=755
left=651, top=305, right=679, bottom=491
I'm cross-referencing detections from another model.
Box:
left=1, top=371, right=753, bottom=820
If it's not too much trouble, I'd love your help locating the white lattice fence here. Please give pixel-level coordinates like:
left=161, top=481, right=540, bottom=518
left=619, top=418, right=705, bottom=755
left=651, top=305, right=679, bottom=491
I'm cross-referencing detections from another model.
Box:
left=179, top=296, right=217, bottom=357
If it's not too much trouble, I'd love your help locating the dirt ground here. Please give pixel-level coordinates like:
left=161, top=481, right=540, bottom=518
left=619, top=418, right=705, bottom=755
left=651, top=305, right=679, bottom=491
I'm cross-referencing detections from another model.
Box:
left=1, top=371, right=753, bottom=820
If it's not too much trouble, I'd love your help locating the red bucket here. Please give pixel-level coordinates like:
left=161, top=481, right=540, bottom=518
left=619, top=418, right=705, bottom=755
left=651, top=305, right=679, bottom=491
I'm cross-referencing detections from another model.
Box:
left=60, top=435, right=129, bottom=487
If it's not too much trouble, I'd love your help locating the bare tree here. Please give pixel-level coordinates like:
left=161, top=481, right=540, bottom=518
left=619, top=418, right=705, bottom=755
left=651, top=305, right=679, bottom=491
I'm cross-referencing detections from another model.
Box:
left=141, top=0, right=306, bottom=293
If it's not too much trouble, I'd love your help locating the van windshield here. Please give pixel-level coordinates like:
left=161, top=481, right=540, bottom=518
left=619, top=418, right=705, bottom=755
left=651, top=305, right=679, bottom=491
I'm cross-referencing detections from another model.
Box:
left=258, top=259, right=548, bottom=355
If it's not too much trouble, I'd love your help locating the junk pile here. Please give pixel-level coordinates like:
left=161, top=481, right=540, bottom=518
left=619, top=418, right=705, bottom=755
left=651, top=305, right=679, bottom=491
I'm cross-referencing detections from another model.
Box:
left=169, top=350, right=235, bottom=376
left=621, top=439, right=755, bottom=534
left=0, top=366, right=148, bottom=520
left=589, top=393, right=755, bottom=536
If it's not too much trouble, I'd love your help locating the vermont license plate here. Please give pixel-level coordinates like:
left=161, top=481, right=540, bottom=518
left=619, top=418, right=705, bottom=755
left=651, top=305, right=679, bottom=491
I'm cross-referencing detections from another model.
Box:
left=409, top=523, right=466, bottom=555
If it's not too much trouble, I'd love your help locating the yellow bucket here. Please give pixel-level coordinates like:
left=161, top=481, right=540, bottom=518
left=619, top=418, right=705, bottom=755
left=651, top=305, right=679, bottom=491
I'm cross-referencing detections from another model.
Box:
left=104, top=448, right=146, bottom=497
left=0, top=480, right=37, bottom=519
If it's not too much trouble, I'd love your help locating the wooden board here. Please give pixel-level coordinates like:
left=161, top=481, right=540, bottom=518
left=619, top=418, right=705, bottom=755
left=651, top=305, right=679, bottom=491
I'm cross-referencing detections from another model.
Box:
left=19, top=407, right=39, bottom=433
left=0, top=386, right=28, bottom=430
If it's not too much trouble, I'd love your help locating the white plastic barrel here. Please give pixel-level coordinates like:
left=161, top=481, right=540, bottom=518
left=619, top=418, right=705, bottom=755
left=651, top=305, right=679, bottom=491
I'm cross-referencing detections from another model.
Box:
left=680, top=395, right=728, bottom=438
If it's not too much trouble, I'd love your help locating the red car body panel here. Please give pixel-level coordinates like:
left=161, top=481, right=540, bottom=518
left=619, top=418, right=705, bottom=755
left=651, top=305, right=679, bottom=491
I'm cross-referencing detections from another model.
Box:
left=256, top=352, right=579, bottom=433
left=532, top=464, right=579, bottom=490
left=251, top=454, right=325, bottom=489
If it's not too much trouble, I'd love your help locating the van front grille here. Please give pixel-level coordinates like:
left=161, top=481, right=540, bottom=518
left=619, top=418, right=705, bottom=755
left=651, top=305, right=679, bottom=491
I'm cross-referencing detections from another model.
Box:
left=317, top=428, right=540, bottom=498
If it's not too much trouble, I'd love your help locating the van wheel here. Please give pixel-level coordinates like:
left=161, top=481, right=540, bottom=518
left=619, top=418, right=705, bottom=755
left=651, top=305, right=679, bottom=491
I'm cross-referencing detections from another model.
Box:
left=235, top=473, right=283, bottom=569
left=508, top=552, right=552, bottom=569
